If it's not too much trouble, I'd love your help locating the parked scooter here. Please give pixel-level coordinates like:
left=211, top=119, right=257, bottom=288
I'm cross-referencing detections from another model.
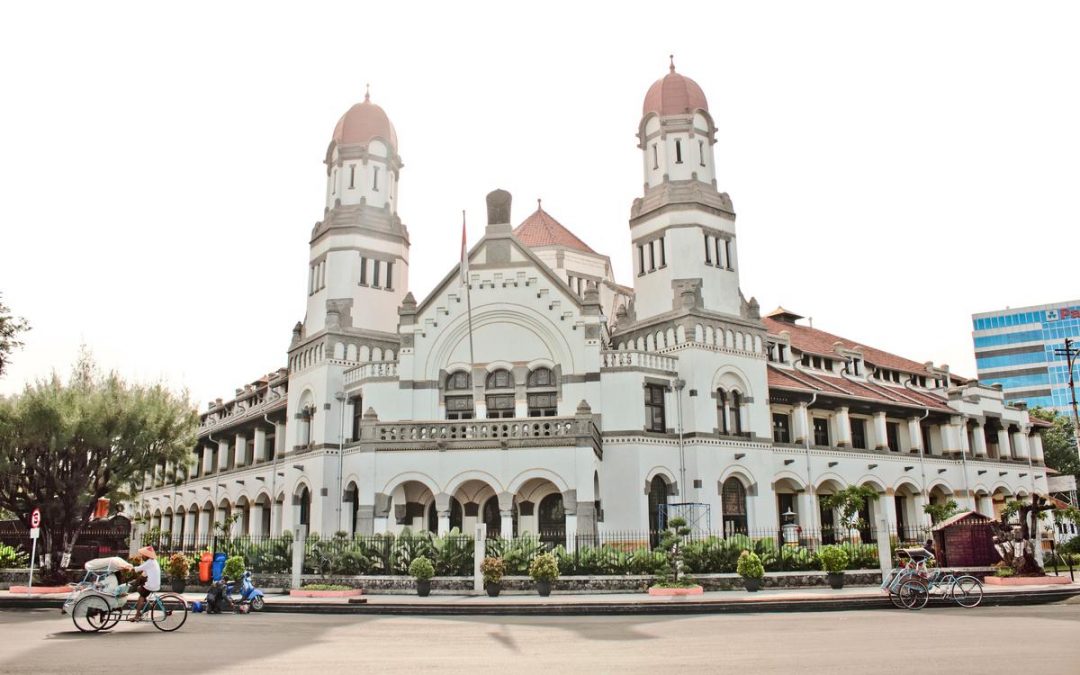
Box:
left=226, top=570, right=266, bottom=611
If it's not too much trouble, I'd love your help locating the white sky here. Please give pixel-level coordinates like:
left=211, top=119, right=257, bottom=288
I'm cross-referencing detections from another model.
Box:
left=2, top=1, right=1078, bottom=406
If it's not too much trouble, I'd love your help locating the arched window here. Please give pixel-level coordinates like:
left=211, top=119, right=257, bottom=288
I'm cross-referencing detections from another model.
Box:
left=527, top=368, right=557, bottom=417
left=722, top=478, right=748, bottom=535
left=485, top=369, right=514, bottom=419
left=538, top=493, right=566, bottom=546
left=445, top=371, right=473, bottom=420
left=298, top=487, right=311, bottom=527
left=647, top=476, right=670, bottom=546
left=717, top=388, right=729, bottom=435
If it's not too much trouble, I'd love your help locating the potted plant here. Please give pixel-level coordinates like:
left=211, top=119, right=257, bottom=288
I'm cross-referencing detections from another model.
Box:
left=222, top=555, right=245, bottom=582
left=167, top=552, right=190, bottom=593
left=819, top=545, right=850, bottom=589
left=528, top=552, right=559, bottom=597
left=409, top=556, right=435, bottom=597
left=737, top=550, right=765, bottom=592
left=480, top=556, right=505, bottom=597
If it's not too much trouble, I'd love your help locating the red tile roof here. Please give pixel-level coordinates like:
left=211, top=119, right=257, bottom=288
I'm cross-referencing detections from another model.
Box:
left=513, top=203, right=596, bottom=254
left=331, top=93, right=398, bottom=150
left=767, top=364, right=952, bottom=412
left=643, top=61, right=709, bottom=116
left=764, top=317, right=934, bottom=375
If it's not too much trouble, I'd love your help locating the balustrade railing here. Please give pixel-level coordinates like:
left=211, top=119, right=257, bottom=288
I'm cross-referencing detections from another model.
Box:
left=343, top=360, right=398, bottom=385
left=600, top=349, right=678, bottom=372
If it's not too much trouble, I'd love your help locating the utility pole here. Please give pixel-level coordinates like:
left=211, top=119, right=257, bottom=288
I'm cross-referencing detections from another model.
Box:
left=1053, top=337, right=1080, bottom=463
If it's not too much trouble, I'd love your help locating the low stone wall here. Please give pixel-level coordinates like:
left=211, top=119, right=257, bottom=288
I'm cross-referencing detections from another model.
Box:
left=0, top=569, right=35, bottom=589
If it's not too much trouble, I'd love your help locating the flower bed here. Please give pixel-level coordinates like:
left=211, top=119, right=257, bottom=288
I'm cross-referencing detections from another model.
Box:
left=9, top=585, right=70, bottom=595
left=983, top=575, right=1071, bottom=586
left=647, top=585, right=704, bottom=596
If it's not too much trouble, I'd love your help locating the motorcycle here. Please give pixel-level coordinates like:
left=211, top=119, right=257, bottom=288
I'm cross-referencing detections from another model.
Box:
left=227, top=570, right=265, bottom=611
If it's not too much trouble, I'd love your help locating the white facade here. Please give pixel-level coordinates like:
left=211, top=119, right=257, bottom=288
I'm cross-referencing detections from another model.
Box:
left=132, top=67, right=1051, bottom=548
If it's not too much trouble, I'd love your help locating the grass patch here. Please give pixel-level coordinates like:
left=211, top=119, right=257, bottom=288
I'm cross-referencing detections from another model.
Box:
left=300, top=583, right=354, bottom=591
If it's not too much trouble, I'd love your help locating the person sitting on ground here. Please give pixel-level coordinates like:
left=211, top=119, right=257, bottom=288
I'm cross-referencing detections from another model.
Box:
left=118, top=546, right=161, bottom=621
left=922, top=539, right=936, bottom=557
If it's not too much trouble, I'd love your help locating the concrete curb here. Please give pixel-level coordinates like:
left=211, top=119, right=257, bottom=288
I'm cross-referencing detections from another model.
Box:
left=5, top=587, right=1077, bottom=615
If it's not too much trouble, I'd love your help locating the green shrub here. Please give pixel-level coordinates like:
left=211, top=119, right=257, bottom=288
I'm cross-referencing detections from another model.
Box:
left=736, top=550, right=764, bottom=579
left=995, top=566, right=1015, bottom=578
left=818, top=545, right=850, bottom=574
left=0, top=544, right=29, bottom=568
left=480, top=556, right=505, bottom=584
left=409, top=556, right=435, bottom=580
left=301, top=583, right=353, bottom=591
left=528, top=552, right=559, bottom=581
left=222, top=555, right=245, bottom=581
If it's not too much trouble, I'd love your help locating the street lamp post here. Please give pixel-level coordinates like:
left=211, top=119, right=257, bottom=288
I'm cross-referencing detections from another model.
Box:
left=334, top=391, right=346, bottom=534
left=1053, top=337, right=1080, bottom=463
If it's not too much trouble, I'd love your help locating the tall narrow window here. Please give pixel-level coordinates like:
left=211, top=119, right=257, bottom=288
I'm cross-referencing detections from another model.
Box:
left=372, top=166, right=380, bottom=191
left=331, top=169, right=336, bottom=195
left=851, top=419, right=867, bottom=449
left=813, top=418, right=830, bottom=446
left=704, top=233, right=712, bottom=264
left=725, top=240, right=732, bottom=270
left=652, top=144, right=658, bottom=169
left=732, top=392, right=743, bottom=435
left=715, top=237, right=723, bottom=268
left=372, top=260, right=380, bottom=288
left=351, top=396, right=363, bottom=441
left=485, top=369, right=514, bottom=419
left=385, top=261, right=394, bottom=290
left=359, top=256, right=368, bottom=285
left=675, top=139, right=683, bottom=164
left=773, top=413, right=791, bottom=443
left=527, top=367, right=557, bottom=416
left=658, top=237, right=666, bottom=267
left=349, top=165, right=355, bottom=189
left=648, top=241, right=656, bottom=271
left=637, top=245, right=645, bottom=275
left=717, top=389, right=729, bottom=434
left=645, top=384, right=666, bottom=432
left=699, top=140, right=706, bottom=167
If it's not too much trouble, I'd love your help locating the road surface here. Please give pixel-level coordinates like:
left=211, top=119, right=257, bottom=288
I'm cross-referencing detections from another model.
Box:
left=1, top=604, right=1077, bottom=673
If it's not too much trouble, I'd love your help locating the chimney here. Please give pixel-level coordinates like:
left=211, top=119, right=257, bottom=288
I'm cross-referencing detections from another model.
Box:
left=486, top=189, right=512, bottom=235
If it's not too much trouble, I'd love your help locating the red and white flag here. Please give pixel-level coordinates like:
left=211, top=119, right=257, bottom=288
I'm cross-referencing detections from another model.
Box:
left=460, top=210, right=468, bottom=284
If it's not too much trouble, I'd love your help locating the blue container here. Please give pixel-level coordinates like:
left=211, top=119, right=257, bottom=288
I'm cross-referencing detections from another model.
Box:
left=211, top=553, right=227, bottom=581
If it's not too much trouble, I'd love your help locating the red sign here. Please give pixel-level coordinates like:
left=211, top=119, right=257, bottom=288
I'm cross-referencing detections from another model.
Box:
left=30, top=508, right=41, bottom=528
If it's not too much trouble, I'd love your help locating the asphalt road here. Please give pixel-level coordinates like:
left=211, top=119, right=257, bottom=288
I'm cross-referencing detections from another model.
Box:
left=2, top=604, right=1078, bottom=674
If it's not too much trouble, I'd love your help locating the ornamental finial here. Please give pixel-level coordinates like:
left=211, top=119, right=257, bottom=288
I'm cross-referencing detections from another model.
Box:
left=669, top=54, right=675, bottom=73
left=364, top=83, right=371, bottom=101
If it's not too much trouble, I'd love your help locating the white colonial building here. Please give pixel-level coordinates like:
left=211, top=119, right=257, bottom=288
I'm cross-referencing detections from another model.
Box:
left=133, top=64, right=1051, bottom=548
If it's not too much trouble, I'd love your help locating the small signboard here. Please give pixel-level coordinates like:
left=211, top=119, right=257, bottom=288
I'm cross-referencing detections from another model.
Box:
left=29, top=527, right=39, bottom=539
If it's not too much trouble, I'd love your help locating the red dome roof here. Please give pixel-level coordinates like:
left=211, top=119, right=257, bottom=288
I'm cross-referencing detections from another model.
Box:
left=642, top=61, right=709, bottom=117
left=331, top=93, right=398, bottom=150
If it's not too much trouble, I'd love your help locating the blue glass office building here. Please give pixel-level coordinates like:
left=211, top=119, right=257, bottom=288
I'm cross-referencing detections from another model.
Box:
left=971, top=300, right=1080, bottom=412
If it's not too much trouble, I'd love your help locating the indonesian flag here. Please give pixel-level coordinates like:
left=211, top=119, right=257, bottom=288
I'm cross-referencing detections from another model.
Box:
left=460, top=210, right=468, bottom=284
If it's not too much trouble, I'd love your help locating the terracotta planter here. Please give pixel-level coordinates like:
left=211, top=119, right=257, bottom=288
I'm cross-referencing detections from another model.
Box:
left=826, top=572, right=845, bottom=590
left=647, top=585, right=704, bottom=596
left=416, top=579, right=431, bottom=597
left=535, top=579, right=552, bottom=597
left=485, top=582, right=501, bottom=597
left=289, top=588, right=364, bottom=598
left=743, top=577, right=762, bottom=592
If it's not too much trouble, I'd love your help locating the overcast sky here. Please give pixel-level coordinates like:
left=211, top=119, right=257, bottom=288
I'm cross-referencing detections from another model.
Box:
left=2, top=1, right=1078, bottom=406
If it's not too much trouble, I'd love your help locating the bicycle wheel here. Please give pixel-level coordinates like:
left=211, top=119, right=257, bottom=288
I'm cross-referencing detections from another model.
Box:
left=150, top=593, right=189, bottom=632
left=951, top=576, right=983, bottom=608
left=898, top=579, right=929, bottom=610
left=72, top=595, right=111, bottom=633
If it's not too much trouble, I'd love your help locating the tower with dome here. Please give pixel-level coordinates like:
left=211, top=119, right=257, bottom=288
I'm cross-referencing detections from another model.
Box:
left=132, top=63, right=1050, bottom=554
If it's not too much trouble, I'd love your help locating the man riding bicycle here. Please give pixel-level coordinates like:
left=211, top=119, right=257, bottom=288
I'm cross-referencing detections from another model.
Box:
left=117, top=545, right=161, bottom=622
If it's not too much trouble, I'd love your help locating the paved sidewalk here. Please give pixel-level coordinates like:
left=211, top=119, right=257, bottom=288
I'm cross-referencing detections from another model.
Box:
left=5, top=578, right=1077, bottom=615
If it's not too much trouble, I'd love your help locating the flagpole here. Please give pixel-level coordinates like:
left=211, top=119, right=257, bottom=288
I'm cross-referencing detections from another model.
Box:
left=462, top=210, right=476, bottom=370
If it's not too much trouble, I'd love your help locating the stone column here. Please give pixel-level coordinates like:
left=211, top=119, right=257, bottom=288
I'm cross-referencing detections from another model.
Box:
left=972, top=423, right=987, bottom=457
left=271, top=500, right=283, bottom=536
left=997, top=428, right=1012, bottom=459
left=874, top=412, right=888, bottom=450
left=499, top=511, right=514, bottom=539
left=1030, top=432, right=1044, bottom=463
left=202, top=445, right=214, bottom=475
left=793, top=402, right=809, bottom=444
left=907, top=417, right=923, bottom=454
left=274, top=421, right=286, bottom=460
left=253, top=427, right=267, bottom=463
left=234, top=434, right=247, bottom=468
left=217, top=439, right=230, bottom=471
left=912, top=492, right=931, bottom=529
left=197, top=509, right=211, bottom=543
left=185, top=510, right=198, bottom=546
left=797, top=491, right=816, bottom=535
left=879, top=490, right=898, bottom=535
left=836, top=407, right=852, bottom=447
left=575, top=501, right=597, bottom=541
left=434, top=492, right=451, bottom=536
left=355, top=505, right=375, bottom=535
left=1013, top=428, right=1030, bottom=460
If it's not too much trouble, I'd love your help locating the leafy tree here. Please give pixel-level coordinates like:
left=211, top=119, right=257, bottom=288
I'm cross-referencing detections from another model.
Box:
left=823, top=485, right=879, bottom=531
left=1030, top=407, right=1079, bottom=481
left=0, top=293, right=30, bottom=378
left=923, top=499, right=960, bottom=524
left=0, top=351, right=197, bottom=581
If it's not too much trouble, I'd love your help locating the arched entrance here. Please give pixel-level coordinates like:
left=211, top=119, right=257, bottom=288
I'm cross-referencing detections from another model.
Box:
left=721, top=478, right=748, bottom=536
left=647, top=475, right=671, bottom=546
left=538, top=493, right=566, bottom=546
